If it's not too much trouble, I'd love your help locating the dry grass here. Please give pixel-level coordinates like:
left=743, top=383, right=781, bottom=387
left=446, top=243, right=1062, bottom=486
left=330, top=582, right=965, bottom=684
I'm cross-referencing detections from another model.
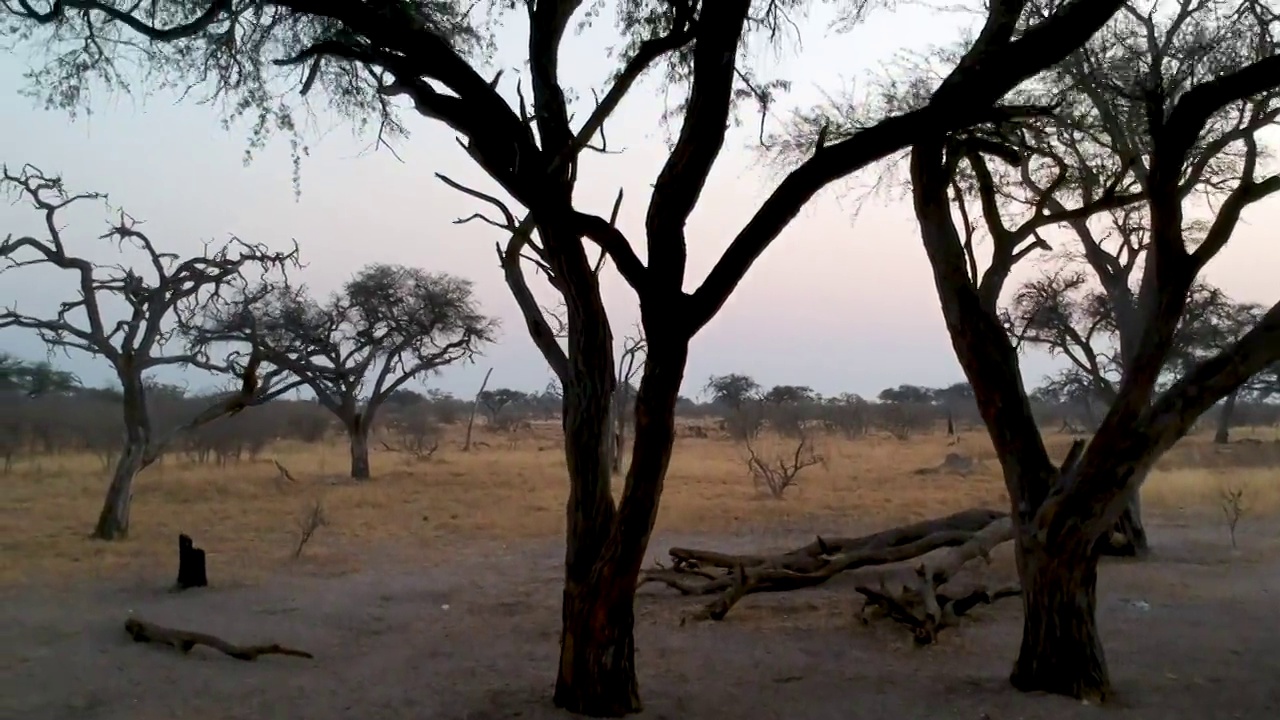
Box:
left=1, top=422, right=1277, bottom=586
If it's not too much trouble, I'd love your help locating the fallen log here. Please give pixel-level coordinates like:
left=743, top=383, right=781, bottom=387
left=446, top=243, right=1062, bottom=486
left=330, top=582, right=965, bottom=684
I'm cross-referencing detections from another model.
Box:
left=640, top=508, right=1013, bottom=624
left=124, top=617, right=314, bottom=661
left=854, top=516, right=1020, bottom=644
left=663, top=507, right=1005, bottom=576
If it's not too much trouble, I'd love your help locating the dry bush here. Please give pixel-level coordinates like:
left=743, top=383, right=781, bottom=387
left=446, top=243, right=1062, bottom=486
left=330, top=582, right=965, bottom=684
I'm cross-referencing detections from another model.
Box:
left=742, top=432, right=825, bottom=498
left=720, top=403, right=766, bottom=443
left=877, top=402, right=932, bottom=440
left=293, top=497, right=329, bottom=559
left=1220, top=483, right=1247, bottom=549
left=384, top=409, right=442, bottom=461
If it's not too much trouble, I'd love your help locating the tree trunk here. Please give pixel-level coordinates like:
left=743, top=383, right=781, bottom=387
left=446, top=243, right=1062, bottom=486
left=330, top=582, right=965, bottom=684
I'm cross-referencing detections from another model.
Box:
left=609, top=387, right=629, bottom=475
left=1214, top=388, right=1240, bottom=445
left=93, top=380, right=150, bottom=540
left=1098, top=479, right=1149, bottom=558
left=554, top=570, right=641, bottom=716
left=553, top=331, right=687, bottom=717
left=463, top=367, right=492, bottom=452
left=93, top=437, right=146, bottom=540
left=348, top=421, right=371, bottom=479
left=1010, top=528, right=1111, bottom=702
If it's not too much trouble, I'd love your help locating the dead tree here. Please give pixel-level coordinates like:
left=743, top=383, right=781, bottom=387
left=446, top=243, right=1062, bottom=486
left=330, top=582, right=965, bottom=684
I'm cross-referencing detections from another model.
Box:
left=610, top=327, right=646, bottom=474
left=124, top=617, right=313, bottom=661
left=462, top=367, right=493, bottom=452
left=742, top=428, right=823, bottom=498
left=901, top=0, right=1280, bottom=702
left=191, top=263, right=496, bottom=479
left=642, top=507, right=1015, bottom=626
left=9, top=0, right=1138, bottom=713
left=173, top=533, right=208, bottom=590
left=0, top=165, right=299, bottom=539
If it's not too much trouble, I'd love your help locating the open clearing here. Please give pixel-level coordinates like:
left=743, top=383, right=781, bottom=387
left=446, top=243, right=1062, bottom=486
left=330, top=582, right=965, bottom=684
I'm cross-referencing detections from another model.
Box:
left=2, top=426, right=1279, bottom=718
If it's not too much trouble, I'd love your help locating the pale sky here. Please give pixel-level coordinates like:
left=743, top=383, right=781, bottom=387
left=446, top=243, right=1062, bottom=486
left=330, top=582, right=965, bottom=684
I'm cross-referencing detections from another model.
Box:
left=1, top=4, right=1276, bottom=401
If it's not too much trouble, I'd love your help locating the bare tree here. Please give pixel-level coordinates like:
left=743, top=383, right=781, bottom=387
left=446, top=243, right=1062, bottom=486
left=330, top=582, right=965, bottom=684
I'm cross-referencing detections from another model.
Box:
left=609, top=328, right=646, bottom=474
left=898, top=0, right=1280, bottom=702
left=6, top=0, right=1134, bottom=712
left=0, top=165, right=298, bottom=539
left=743, top=427, right=824, bottom=498
left=462, top=367, right=493, bottom=452
left=192, top=263, right=495, bottom=479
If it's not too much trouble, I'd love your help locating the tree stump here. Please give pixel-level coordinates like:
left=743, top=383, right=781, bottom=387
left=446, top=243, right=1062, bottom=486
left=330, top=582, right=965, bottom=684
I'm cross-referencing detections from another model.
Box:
left=174, top=533, right=208, bottom=590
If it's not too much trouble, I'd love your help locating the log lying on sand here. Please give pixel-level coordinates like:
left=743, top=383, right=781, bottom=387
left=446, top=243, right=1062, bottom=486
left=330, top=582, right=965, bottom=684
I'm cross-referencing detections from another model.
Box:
left=639, top=508, right=1021, bottom=641
left=853, top=516, right=1020, bottom=644
left=124, top=617, right=314, bottom=661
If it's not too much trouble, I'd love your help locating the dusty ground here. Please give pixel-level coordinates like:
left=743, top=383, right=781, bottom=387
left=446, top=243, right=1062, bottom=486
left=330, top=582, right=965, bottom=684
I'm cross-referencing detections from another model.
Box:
left=2, top=427, right=1279, bottom=718
left=2, top=516, right=1278, bottom=720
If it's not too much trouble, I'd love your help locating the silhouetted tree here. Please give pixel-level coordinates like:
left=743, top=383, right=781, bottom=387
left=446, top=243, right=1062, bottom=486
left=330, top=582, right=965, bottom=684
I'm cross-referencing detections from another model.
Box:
left=192, top=263, right=496, bottom=478
left=894, top=0, right=1280, bottom=702
left=0, top=165, right=298, bottom=539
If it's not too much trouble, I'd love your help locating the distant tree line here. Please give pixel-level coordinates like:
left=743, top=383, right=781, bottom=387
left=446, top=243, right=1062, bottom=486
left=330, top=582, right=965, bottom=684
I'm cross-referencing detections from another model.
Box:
left=8, top=349, right=1275, bottom=477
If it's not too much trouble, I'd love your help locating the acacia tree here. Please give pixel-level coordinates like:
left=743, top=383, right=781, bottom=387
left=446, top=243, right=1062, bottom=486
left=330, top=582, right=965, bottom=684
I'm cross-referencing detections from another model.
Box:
left=894, top=0, right=1280, bottom=702
left=986, top=0, right=1280, bottom=551
left=1164, top=294, right=1280, bottom=442
left=0, top=353, right=81, bottom=396
left=0, top=164, right=299, bottom=539
left=1005, top=272, right=1245, bottom=553
left=4, top=0, right=1134, bottom=713
left=192, top=263, right=495, bottom=479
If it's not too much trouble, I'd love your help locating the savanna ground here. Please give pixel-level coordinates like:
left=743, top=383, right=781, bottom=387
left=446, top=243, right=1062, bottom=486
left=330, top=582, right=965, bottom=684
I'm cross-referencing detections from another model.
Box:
left=2, top=422, right=1279, bottom=719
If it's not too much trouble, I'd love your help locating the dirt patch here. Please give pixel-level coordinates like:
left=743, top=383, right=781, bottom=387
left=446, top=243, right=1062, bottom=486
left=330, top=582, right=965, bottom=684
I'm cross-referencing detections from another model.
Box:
left=2, top=519, right=1279, bottom=720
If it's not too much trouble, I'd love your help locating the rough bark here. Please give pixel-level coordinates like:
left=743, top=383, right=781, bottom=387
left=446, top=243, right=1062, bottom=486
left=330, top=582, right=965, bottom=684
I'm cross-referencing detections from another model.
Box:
left=555, top=574, right=640, bottom=716
left=551, top=222, right=630, bottom=714
left=1214, top=388, right=1240, bottom=444
left=93, top=384, right=149, bottom=540
left=1098, top=490, right=1149, bottom=557
left=1009, top=529, right=1110, bottom=702
left=347, top=417, right=371, bottom=479
left=553, top=336, right=687, bottom=717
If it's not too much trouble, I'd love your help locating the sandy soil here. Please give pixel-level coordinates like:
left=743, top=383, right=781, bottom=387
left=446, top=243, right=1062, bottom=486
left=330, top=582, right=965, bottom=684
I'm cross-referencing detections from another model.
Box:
left=2, top=518, right=1277, bottom=720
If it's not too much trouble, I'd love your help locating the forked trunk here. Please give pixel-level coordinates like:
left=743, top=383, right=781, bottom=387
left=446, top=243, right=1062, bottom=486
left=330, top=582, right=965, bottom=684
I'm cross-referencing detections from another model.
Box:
left=93, top=437, right=146, bottom=540
left=1214, top=388, right=1240, bottom=445
left=348, top=422, right=371, bottom=479
left=1010, top=526, right=1111, bottom=702
left=554, top=338, right=687, bottom=716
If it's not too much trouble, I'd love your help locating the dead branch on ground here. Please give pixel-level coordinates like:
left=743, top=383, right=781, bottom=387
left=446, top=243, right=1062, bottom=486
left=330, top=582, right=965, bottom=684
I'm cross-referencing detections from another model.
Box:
left=273, top=459, right=298, bottom=484
left=124, top=617, right=313, bottom=660
left=640, top=507, right=1021, bottom=640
